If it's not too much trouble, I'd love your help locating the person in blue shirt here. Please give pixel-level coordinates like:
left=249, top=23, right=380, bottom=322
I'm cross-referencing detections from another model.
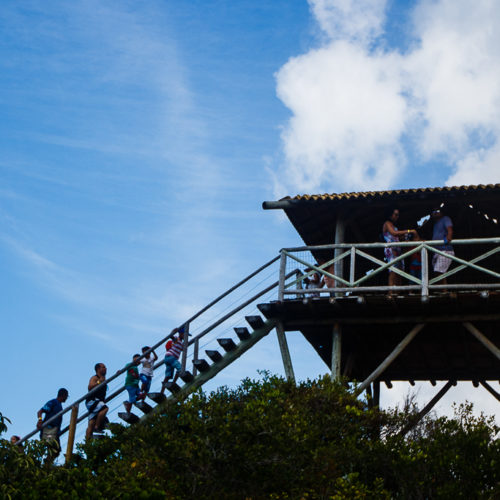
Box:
left=36, top=387, right=68, bottom=464
left=431, top=207, right=454, bottom=285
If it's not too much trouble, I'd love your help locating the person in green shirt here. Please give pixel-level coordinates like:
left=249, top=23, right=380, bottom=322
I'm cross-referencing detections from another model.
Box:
left=124, top=354, right=142, bottom=413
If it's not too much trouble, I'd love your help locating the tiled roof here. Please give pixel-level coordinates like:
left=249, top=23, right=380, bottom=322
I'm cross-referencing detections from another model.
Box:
left=279, top=184, right=500, bottom=202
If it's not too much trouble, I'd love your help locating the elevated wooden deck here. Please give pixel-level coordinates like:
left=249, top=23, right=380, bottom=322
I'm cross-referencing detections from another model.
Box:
left=258, top=292, right=500, bottom=382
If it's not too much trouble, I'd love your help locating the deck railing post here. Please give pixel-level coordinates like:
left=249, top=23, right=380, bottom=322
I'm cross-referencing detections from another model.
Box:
left=181, top=322, right=190, bottom=373
left=65, top=404, right=79, bottom=465
left=278, top=250, right=286, bottom=301
left=421, top=246, right=429, bottom=297
left=349, top=246, right=356, bottom=287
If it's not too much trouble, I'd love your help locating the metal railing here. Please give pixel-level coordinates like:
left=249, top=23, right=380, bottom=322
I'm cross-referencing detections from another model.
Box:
left=278, top=237, right=500, bottom=299
left=19, top=255, right=303, bottom=458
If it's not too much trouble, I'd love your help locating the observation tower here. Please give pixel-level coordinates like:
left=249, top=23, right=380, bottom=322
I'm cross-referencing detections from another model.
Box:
left=261, top=184, right=500, bottom=417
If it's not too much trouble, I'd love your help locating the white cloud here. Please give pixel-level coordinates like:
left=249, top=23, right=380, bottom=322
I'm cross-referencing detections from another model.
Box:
left=309, top=0, right=387, bottom=46
left=447, top=143, right=500, bottom=186
left=276, top=41, right=406, bottom=194
left=274, top=0, right=500, bottom=196
left=406, top=0, right=500, bottom=158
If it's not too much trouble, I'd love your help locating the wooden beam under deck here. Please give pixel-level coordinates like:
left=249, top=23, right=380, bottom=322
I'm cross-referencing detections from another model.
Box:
left=258, top=293, right=500, bottom=382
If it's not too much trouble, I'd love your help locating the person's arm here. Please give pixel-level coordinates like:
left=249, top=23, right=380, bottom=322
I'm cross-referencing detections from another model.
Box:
left=36, top=408, right=44, bottom=430
left=445, top=223, right=453, bottom=244
left=36, top=400, right=52, bottom=430
left=88, top=375, right=100, bottom=391
left=384, top=221, right=416, bottom=238
left=152, top=351, right=158, bottom=362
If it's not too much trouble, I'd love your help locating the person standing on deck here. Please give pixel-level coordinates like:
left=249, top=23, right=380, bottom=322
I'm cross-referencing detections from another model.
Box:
left=430, top=207, right=454, bottom=285
left=382, top=207, right=417, bottom=290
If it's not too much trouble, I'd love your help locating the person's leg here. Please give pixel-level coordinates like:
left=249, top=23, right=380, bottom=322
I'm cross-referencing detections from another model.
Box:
left=161, top=358, right=174, bottom=392
left=388, top=270, right=396, bottom=287
left=85, top=400, right=100, bottom=438
left=173, top=359, right=182, bottom=383
left=42, top=427, right=60, bottom=464
left=432, top=253, right=452, bottom=288
left=139, top=374, right=149, bottom=394
left=144, top=376, right=152, bottom=394
left=86, top=418, right=96, bottom=440
left=95, top=404, right=108, bottom=431
left=124, top=386, right=137, bottom=413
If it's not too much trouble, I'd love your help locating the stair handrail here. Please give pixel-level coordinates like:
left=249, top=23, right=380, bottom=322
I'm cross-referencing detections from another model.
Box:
left=58, top=267, right=301, bottom=436
left=19, top=255, right=282, bottom=445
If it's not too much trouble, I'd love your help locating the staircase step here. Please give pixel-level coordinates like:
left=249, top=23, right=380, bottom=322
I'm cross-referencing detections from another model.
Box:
left=234, top=327, right=251, bottom=341
left=164, top=381, right=181, bottom=394
left=180, top=370, right=194, bottom=383
left=246, top=315, right=264, bottom=330
left=193, top=359, right=211, bottom=373
left=148, top=392, right=166, bottom=404
left=134, top=401, right=153, bottom=414
left=218, top=338, right=237, bottom=352
left=206, top=350, right=223, bottom=363
left=118, top=412, right=140, bottom=424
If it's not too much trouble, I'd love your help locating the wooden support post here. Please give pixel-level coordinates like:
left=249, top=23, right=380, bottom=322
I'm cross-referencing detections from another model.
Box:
left=278, top=251, right=286, bottom=302
left=400, top=381, right=454, bottom=436
left=334, top=214, right=345, bottom=296
left=356, top=324, right=425, bottom=395
left=276, top=322, right=295, bottom=383
left=181, top=323, right=190, bottom=373
left=331, top=323, right=342, bottom=380
left=479, top=381, right=500, bottom=402
left=463, top=322, right=500, bottom=361
left=65, top=404, right=79, bottom=464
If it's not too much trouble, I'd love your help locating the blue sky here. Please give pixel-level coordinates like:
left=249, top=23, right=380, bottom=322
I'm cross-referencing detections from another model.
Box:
left=1, top=0, right=499, bottom=442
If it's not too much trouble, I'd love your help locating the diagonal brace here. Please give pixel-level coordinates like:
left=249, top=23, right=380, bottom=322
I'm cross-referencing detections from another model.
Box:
left=479, top=381, right=500, bottom=403
left=355, top=324, right=425, bottom=395
left=427, top=245, right=500, bottom=284
left=284, top=250, right=351, bottom=286
left=399, top=380, right=455, bottom=436
left=463, top=322, right=500, bottom=362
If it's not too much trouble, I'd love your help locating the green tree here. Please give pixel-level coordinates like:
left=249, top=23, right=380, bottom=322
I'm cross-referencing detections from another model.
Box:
left=0, top=376, right=498, bottom=499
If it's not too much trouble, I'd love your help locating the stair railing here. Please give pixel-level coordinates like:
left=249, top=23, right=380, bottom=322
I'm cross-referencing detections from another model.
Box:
left=19, top=255, right=302, bottom=447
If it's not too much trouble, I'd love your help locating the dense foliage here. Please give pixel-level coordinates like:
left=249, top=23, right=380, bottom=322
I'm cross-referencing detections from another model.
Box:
left=1, top=376, right=499, bottom=499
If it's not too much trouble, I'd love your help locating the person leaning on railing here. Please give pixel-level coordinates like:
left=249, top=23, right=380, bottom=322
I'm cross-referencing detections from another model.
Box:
left=382, top=206, right=417, bottom=289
